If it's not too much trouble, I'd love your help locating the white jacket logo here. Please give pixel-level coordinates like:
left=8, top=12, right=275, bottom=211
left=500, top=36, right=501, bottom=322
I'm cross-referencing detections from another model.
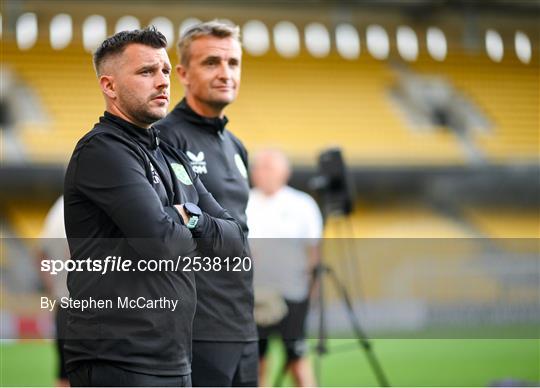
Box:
left=149, top=163, right=160, bottom=184
left=187, top=151, right=207, bottom=174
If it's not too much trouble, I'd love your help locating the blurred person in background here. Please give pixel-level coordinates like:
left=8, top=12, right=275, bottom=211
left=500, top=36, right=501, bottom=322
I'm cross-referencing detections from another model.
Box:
left=247, top=148, right=323, bottom=387
left=36, top=195, right=69, bottom=387
left=155, top=20, right=257, bottom=387
left=63, top=27, right=245, bottom=386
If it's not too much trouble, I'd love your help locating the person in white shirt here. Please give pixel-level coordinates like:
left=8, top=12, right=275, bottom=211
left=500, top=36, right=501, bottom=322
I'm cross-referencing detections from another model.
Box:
left=37, top=195, right=69, bottom=387
left=247, top=149, right=322, bottom=387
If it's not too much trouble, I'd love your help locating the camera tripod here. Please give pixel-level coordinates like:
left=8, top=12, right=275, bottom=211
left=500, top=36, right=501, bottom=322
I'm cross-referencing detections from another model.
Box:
left=310, top=254, right=390, bottom=387
left=272, top=147, right=389, bottom=386
left=273, top=217, right=390, bottom=387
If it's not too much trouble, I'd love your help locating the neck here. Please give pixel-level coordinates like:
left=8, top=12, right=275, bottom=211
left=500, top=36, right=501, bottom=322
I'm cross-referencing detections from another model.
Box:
left=261, top=186, right=282, bottom=197
left=185, top=95, right=225, bottom=118
left=107, top=104, right=150, bottom=129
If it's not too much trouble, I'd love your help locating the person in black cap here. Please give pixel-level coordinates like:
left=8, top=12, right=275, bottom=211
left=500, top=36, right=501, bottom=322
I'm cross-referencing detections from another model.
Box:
left=154, top=20, right=257, bottom=387
left=63, top=26, right=245, bottom=387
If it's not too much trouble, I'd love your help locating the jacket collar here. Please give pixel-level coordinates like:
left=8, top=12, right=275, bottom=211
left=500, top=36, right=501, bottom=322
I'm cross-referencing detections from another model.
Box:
left=173, top=98, right=228, bottom=135
left=101, top=111, right=160, bottom=150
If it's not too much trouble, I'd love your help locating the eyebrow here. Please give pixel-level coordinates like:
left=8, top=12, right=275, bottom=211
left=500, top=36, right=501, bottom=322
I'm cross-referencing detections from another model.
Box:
left=136, top=62, right=172, bottom=72
left=202, top=55, right=221, bottom=63
left=201, top=55, right=240, bottom=64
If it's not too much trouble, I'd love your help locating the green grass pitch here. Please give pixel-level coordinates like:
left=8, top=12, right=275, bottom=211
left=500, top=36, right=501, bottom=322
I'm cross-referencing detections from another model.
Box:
left=0, top=338, right=538, bottom=386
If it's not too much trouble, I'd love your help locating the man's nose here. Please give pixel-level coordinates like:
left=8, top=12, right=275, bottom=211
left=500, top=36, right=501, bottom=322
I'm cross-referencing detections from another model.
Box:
left=217, top=62, right=232, bottom=80
left=156, top=70, right=170, bottom=88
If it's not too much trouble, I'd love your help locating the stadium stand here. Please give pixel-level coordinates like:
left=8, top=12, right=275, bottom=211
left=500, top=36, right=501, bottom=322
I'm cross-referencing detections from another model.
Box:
left=409, top=51, right=538, bottom=163
left=2, top=40, right=537, bottom=166
left=324, top=201, right=474, bottom=238
left=2, top=42, right=101, bottom=162
left=462, top=206, right=540, bottom=238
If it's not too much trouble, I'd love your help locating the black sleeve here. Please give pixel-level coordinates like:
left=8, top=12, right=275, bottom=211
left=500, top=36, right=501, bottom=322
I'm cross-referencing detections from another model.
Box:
left=189, top=173, right=246, bottom=258
left=74, top=133, right=196, bottom=259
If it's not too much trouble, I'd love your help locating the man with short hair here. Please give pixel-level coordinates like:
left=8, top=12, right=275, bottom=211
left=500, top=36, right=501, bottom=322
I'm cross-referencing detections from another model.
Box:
left=155, top=21, right=258, bottom=386
left=64, top=27, right=245, bottom=386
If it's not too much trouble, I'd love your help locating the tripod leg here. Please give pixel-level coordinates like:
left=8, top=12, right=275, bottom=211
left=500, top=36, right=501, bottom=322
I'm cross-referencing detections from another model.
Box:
left=326, top=268, right=391, bottom=387
left=310, top=264, right=327, bottom=386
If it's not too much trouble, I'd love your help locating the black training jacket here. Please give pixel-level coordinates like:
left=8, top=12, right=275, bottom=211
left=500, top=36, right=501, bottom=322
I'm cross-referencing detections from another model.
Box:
left=63, top=111, right=245, bottom=376
left=155, top=99, right=257, bottom=341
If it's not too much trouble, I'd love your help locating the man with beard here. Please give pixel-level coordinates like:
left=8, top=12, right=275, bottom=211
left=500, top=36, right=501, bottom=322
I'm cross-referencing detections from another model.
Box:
left=63, top=27, right=245, bottom=386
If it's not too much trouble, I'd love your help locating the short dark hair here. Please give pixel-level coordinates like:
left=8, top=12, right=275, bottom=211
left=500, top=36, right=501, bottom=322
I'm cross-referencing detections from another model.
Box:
left=93, top=26, right=167, bottom=75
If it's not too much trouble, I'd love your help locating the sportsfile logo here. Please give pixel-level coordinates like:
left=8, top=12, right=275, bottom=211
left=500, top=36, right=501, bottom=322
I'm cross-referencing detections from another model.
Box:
left=40, top=256, right=252, bottom=275
left=186, top=151, right=207, bottom=174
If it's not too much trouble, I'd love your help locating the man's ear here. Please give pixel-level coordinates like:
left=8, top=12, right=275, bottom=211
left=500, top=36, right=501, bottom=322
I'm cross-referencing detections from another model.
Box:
left=99, top=75, right=116, bottom=99
left=176, top=64, right=188, bottom=87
